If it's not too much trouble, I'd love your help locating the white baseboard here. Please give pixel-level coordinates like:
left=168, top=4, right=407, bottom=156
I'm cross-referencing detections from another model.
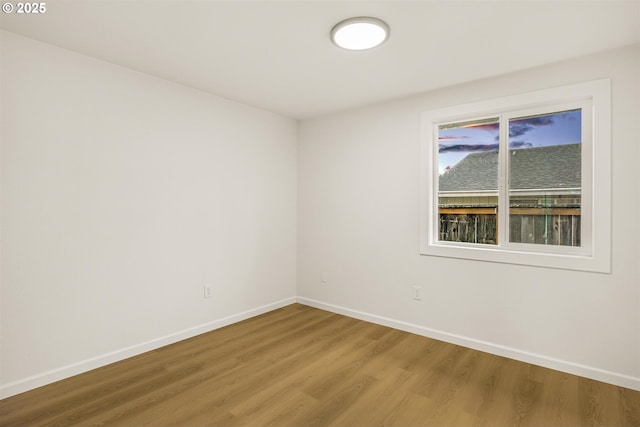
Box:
left=0, top=297, right=296, bottom=399
left=296, top=297, right=640, bottom=391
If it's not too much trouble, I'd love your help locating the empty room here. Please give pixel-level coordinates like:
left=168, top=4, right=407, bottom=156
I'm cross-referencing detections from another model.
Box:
left=1, top=1, right=639, bottom=426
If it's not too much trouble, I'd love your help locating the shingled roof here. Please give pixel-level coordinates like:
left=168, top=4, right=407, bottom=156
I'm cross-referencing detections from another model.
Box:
left=439, top=143, right=581, bottom=192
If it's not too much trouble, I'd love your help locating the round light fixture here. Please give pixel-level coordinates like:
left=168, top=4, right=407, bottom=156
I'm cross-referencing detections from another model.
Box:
left=331, top=17, right=389, bottom=51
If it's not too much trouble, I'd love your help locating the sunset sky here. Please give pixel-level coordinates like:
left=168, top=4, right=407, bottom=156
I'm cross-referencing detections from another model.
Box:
left=438, top=109, right=581, bottom=174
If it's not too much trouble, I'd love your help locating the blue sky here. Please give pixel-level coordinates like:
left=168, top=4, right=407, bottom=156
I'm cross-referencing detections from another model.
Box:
left=438, top=109, right=581, bottom=174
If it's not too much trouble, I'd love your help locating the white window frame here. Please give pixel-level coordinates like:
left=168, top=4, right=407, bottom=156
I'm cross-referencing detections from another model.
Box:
left=419, top=79, right=611, bottom=273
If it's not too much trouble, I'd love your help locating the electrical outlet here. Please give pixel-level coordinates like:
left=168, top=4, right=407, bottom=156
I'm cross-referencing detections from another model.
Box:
left=204, top=284, right=213, bottom=299
left=412, top=285, right=422, bottom=301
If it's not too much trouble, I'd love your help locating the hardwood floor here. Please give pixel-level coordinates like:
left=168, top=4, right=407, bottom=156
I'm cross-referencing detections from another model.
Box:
left=1, top=303, right=639, bottom=426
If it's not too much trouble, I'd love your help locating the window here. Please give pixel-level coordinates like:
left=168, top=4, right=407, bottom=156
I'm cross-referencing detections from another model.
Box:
left=420, top=79, right=611, bottom=273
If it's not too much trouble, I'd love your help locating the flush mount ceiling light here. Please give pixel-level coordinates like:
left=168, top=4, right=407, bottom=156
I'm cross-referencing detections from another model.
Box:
left=331, top=17, right=389, bottom=51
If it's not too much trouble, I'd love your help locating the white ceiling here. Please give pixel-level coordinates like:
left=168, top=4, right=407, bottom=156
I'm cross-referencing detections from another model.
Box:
left=1, top=1, right=639, bottom=119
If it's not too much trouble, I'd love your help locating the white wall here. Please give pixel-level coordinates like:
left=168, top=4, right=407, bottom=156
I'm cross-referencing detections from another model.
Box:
left=298, top=44, right=640, bottom=390
left=0, top=31, right=297, bottom=396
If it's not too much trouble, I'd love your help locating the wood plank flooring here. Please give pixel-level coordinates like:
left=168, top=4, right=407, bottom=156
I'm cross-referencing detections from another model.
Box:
left=1, top=303, right=639, bottom=426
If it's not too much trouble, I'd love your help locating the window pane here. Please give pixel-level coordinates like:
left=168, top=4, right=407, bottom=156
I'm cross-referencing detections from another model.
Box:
left=508, top=109, right=581, bottom=246
left=438, top=118, right=499, bottom=244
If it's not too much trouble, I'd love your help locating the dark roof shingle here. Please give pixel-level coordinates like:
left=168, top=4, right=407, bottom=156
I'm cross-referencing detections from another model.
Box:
left=439, top=143, right=581, bottom=192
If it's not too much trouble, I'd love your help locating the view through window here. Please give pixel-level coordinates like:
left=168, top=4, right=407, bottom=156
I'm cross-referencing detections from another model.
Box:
left=437, top=109, right=582, bottom=247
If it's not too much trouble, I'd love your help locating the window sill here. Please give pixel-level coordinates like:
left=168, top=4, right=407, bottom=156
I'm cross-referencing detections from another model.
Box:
left=420, top=241, right=610, bottom=273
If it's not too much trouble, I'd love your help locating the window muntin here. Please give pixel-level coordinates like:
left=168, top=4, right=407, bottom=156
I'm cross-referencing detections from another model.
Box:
left=420, top=79, right=610, bottom=273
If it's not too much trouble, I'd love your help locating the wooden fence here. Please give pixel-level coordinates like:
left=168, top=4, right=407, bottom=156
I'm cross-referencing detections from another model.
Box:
left=439, top=210, right=581, bottom=247
left=439, top=213, right=497, bottom=245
